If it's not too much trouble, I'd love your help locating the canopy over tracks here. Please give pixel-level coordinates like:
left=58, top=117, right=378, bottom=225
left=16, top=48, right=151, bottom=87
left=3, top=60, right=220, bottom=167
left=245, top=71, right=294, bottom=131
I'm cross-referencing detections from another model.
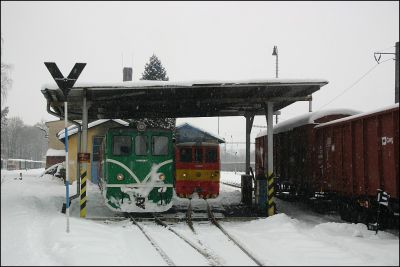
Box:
left=41, top=79, right=328, bottom=121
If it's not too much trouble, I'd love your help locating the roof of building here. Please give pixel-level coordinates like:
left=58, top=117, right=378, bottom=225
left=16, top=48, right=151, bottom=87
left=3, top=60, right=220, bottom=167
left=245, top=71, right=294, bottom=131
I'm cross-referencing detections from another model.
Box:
left=57, top=119, right=129, bottom=139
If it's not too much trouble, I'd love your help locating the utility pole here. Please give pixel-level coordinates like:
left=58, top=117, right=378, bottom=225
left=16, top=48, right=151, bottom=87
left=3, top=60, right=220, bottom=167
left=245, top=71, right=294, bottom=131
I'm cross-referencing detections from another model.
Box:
left=374, top=41, right=398, bottom=103
left=395, top=41, right=399, bottom=103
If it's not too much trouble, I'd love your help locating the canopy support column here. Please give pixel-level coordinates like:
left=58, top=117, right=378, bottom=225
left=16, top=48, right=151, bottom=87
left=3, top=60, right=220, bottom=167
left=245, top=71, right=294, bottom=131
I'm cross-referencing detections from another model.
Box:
left=265, top=102, right=276, bottom=216
left=80, top=90, right=89, bottom=218
left=245, top=114, right=254, bottom=174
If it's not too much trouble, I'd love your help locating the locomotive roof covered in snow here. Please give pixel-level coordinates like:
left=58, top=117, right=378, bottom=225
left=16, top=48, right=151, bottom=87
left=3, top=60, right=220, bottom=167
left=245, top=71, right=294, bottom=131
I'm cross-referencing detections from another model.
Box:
left=176, top=123, right=225, bottom=144
left=256, top=108, right=360, bottom=137
left=41, top=78, right=328, bottom=121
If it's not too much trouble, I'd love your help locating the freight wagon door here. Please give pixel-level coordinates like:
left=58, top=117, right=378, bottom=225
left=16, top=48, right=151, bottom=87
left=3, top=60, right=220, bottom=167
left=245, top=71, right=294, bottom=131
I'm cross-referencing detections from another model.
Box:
left=91, top=136, right=103, bottom=184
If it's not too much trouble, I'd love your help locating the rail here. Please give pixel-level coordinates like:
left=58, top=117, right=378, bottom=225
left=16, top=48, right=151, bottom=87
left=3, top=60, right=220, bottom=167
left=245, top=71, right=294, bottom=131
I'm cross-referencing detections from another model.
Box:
left=205, top=200, right=264, bottom=266
left=129, top=215, right=175, bottom=266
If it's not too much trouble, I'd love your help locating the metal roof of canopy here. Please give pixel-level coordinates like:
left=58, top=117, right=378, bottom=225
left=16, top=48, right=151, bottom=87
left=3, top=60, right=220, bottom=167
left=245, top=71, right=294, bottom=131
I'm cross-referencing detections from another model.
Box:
left=41, top=78, right=328, bottom=121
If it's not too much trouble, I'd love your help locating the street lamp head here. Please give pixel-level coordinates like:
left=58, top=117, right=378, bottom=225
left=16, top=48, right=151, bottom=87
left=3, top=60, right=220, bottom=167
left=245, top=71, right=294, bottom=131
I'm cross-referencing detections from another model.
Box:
left=272, top=46, right=278, bottom=56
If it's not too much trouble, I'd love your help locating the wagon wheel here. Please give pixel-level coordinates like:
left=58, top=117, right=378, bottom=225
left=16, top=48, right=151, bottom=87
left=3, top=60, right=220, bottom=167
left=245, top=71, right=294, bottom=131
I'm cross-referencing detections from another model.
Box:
left=339, top=202, right=352, bottom=222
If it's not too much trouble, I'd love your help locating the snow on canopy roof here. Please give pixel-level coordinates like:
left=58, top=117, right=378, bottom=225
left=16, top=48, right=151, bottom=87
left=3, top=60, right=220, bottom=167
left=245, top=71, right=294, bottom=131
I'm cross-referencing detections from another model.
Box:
left=176, top=122, right=226, bottom=143
left=46, top=149, right=65, bottom=157
left=256, top=108, right=360, bottom=138
left=57, top=119, right=129, bottom=139
left=315, top=103, right=399, bottom=129
left=42, top=78, right=328, bottom=91
left=176, top=142, right=220, bottom=147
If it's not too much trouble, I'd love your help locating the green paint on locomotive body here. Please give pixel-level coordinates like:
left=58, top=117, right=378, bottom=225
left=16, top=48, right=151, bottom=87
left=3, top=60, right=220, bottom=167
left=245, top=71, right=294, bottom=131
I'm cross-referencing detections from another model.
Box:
left=99, top=127, right=175, bottom=212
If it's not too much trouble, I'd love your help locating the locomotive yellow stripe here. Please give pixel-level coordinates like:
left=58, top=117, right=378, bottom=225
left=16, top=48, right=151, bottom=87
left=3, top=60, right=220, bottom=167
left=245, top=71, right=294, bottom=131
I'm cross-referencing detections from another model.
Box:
left=175, top=169, right=220, bottom=182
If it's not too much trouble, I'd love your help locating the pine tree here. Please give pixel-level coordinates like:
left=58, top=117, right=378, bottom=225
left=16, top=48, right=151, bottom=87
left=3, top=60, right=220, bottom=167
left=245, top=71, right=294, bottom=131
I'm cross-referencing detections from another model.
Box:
left=129, top=54, right=175, bottom=131
left=141, top=54, right=169, bottom=81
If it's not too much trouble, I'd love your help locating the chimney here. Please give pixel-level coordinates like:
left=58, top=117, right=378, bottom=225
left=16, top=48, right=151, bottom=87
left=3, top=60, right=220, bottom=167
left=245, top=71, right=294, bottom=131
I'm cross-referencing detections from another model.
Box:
left=123, top=67, right=133, bottom=82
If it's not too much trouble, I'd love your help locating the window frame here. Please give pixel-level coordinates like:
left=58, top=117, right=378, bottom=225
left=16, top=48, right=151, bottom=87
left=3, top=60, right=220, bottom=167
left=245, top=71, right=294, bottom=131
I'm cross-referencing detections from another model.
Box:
left=112, top=135, right=132, bottom=156
left=135, top=135, right=148, bottom=156
left=152, top=135, right=169, bottom=156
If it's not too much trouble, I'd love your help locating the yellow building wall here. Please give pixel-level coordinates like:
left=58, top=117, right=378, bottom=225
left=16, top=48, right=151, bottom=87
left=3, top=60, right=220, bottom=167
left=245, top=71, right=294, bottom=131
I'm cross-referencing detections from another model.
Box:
left=46, top=120, right=72, bottom=150
left=67, top=121, right=125, bottom=183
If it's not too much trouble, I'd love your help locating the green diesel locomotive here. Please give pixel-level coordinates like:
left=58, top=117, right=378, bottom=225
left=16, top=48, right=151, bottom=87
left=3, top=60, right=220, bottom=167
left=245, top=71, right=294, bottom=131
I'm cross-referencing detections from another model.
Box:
left=99, top=125, right=174, bottom=212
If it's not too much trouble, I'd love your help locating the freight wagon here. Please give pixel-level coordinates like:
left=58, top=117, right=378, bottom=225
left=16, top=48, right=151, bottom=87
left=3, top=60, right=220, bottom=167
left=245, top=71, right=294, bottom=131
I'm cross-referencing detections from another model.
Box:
left=255, top=104, right=399, bottom=228
left=255, top=109, right=360, bottom=199
left=314, top=104, right=399, bottom=226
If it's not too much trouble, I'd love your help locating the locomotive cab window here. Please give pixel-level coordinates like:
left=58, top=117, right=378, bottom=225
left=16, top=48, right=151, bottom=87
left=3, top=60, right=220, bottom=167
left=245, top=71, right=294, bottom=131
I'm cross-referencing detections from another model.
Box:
left=135, top=135, right=148, bottom=155
left=152, top=136, right=169, bottom=156
left=113, top=136, right=131, bottom=156
left=180, top=147, right=192, bottom=162
left=205, top=148, right=217, bottom=163
left=194, top=148, right=203, bottom=163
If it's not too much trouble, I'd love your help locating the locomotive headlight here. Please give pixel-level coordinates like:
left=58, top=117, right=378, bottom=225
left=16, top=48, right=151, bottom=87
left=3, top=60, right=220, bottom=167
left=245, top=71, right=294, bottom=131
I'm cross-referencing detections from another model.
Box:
left=116, top=173, right=124, bottom=181
left=182, top=173, right=187, bottom=177
left=159, top=173, right=166, bottom=181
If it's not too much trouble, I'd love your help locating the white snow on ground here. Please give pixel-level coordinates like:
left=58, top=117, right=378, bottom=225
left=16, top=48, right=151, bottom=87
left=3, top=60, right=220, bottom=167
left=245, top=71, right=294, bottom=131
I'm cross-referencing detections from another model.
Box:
left=1, top=169, right=399, bottom=266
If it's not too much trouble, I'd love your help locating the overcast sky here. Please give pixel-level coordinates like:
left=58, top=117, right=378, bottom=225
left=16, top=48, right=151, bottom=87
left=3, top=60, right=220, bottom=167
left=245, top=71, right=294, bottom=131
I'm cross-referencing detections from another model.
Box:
left=1, top=1, right=399, bottom=147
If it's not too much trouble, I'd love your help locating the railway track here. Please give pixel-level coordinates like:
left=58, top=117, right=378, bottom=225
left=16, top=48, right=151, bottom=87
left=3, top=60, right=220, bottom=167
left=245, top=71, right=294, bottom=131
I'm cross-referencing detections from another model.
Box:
left=221, top=181, right=242, bottom=188
left=93, top=197, right=264, bottom=265
left=153, top=209, right=221, bottom=266
left=204, top=200, right=264, bottom=266
left=180, top=198, right=264, bottom=266
left=129, top=215, right=176, bottom=266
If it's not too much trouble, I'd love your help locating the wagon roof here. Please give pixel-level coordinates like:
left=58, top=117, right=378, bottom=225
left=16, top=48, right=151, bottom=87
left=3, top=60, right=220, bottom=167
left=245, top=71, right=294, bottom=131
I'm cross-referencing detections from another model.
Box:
left=256, top=108, right=360, bottom=137
left=41, top=78, right=328, bottom=121
left=315, top=103, right=399, bottom=129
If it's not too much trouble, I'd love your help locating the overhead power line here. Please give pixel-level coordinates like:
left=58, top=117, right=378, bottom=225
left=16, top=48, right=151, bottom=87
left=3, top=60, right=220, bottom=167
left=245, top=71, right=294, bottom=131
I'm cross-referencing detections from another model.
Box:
left=317, top=57, right=394, bottom=110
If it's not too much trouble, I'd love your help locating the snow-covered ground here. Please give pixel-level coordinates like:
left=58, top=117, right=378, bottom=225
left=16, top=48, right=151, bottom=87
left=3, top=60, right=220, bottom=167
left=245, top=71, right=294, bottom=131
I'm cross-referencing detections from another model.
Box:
left=1, top=169, right=399, bottom=266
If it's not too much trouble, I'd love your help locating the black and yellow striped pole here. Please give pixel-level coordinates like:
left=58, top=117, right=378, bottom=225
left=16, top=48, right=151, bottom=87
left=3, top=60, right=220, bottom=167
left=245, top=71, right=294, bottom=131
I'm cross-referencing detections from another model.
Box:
left=80, top=91, right=89, bottom=218
left=267, top=172, right=276, bottom=216
left=80, top=168, right=87, bottom=217
left=265, top=101, right=275, bottom=217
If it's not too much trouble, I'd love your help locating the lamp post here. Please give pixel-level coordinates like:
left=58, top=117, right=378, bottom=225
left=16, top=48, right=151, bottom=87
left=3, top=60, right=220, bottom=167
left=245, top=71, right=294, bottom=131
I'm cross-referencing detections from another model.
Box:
left=272, top=46, right=278, bottom=78
left=272, top=46, right=279, bottom=122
